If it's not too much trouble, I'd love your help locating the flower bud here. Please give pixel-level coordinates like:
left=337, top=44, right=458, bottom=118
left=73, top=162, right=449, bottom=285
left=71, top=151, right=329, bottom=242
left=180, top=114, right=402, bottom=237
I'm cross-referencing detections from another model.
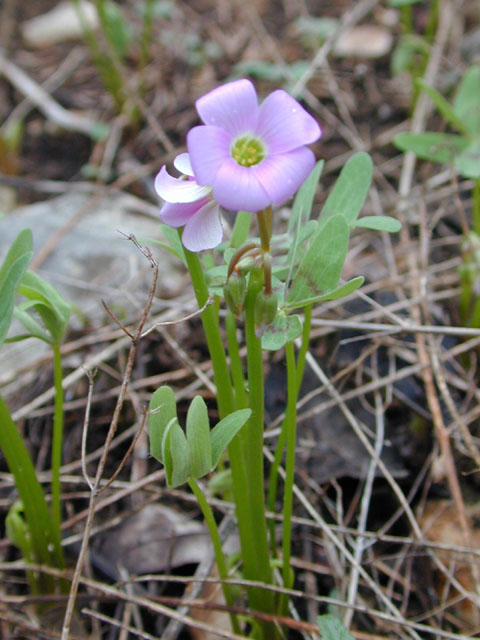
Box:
left=223, top=271, right=247, bottom=316
left=254, top=290, right=278, bottom=327
left=236, top=255, right=256, bottom=276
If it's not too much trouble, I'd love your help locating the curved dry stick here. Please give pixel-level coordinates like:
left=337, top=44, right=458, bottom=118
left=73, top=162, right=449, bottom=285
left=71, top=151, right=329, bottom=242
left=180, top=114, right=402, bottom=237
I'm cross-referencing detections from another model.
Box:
left=61, top=240, right=158, bottom=640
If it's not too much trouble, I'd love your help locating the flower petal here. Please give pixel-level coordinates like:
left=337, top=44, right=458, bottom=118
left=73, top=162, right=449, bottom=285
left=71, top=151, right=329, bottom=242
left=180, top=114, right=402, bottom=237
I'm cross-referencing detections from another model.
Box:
left=159, top=198, right=209, bottom=227
left=182, top=201, right=223, bottom=251
left=256, top=90, right=321, bottom=153
left=212, top=159, right=271, bottom=212
left=154, top=166, right=211, bottom=203
left=187, top=125, right=231, bottom=185
left=173, top=152, right=194, bottom=176
left=195, top=79, right=258, bottom=135
left=253, top=147, right=316, bottom=206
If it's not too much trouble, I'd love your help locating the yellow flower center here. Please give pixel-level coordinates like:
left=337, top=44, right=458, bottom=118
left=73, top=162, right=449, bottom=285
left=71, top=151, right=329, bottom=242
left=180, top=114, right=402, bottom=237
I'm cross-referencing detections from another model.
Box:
left=231, top=136, right=266, bottom=167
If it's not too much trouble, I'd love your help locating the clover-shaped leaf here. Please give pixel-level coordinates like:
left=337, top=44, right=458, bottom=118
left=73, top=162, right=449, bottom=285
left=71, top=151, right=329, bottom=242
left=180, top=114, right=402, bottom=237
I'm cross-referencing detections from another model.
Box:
left=148, top=386, right=251, bottom=488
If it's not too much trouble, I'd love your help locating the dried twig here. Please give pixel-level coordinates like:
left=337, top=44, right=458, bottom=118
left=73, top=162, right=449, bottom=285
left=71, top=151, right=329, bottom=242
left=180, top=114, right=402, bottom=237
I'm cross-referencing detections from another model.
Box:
left=61, top=241, right=159, bottom=640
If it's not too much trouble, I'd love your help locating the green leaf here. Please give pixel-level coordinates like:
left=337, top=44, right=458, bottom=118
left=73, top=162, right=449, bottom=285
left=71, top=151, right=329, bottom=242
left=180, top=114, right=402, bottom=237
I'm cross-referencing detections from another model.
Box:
left=394, top=131, right=469, bottom=165
left=210, top=409, right=251, bottom=470
left=156, top=224, right=187, bottom=265
left=415, top=78, right=471, bottom=137
left=0, top=395, right=59, bottom=591
left=317, top=614, right=355, bottom=640
left=186, top=395, right=212, bottom=479
left=147, top=385, right=178, bottom=463
left=390, top=34, right=430, bottom=77
left=18, top=271, right=71, bottom=344
left=285, top=276, right=364, bottom=311
left=14, top=302, right=52, bottom=343
left=320, top=152, right=372, bottom=226
left=208, top=468, right=233, bottom=495
left=99, top=0, right=131, bottom=58
left=455, top=140, right=480, bottom=178
left=288, top=160, right=324, bottom=233
left=288, top=215, right=350, bottom=304
left=354, top=216, right=402, bottom=232
left=287, top=162, right=324, bottom=277
left=162, top=418, right=190, bottom=488
left=388, top=0, right=422, bottom=6
left=453, top=65, right=480, bottom=137
left=261, top=311, right=303, bottom=351
left=0, top=229, right=33, bottom=348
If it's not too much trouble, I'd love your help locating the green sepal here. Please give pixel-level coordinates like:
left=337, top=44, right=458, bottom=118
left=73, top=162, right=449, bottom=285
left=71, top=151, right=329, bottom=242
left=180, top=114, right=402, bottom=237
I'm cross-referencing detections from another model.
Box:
left=224, top=271, right=247, bottom=315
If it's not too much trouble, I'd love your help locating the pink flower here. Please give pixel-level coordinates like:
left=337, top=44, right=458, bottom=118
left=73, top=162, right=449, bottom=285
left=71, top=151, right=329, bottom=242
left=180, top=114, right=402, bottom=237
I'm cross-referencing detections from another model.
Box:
left=187, top=79, right=321, bottom=213
left=154, top=153, right=223, bottom=252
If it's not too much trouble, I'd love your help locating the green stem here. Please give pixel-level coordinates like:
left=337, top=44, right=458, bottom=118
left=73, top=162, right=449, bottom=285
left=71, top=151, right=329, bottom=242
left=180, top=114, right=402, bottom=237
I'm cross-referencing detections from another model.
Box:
left=51, top=342, right=66, bottom=573
left=183, top=246, right=264, bottom=614
left=183, top=249, right=234, bottom=418
left=267, top=305, right=312, bottom=553
left=279, top=341, right=298, bottom=614
left=226, top=311, right=248, bottom=409
left=0, top=396, right=56, bottom=594
left=188, top=478, right=241, bottom=635
left=243, top=275, right=275, bottom=616
left=295, top=304, right=312, bottom=394
left=257, top=207, right=272, bottom=252
left=473, top=179, right=480, bottom=236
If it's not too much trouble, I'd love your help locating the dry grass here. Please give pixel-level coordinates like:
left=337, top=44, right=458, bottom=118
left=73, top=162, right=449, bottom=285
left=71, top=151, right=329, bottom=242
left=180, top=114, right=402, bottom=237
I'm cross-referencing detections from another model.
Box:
left=1, top=0, right=480, bottom=638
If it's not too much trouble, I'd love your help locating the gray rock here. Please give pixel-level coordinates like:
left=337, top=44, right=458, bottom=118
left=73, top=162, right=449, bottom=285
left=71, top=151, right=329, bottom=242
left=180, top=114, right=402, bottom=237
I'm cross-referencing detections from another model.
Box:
left=0, top=191, right=183, bottom=379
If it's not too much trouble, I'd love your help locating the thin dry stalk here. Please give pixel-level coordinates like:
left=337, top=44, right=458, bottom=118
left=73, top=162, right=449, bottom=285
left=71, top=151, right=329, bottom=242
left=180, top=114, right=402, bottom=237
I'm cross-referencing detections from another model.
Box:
left=61, top=240, right=158, bottom=640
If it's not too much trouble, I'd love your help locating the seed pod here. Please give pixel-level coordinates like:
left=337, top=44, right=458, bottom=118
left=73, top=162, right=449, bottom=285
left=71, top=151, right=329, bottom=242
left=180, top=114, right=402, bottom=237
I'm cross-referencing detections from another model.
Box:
left=223, top=271, right=247, bottom=316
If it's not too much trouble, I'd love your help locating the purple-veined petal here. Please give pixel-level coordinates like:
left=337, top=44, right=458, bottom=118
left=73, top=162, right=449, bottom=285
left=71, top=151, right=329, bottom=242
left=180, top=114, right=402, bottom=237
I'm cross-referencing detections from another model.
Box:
left=253, top=147, right=316, bottom=206
left=212, top=159, right=271, bottom=212
left=187, top=125, right=231, bottom=185
left=256, top=90, right=321, bottom=154
left=181, top=200, right=223, bottom=251
left=195, top=79, right=258, bottom=135
left=159, top=198, right=209, bottom=227
left=173, top=153, right=194, bottom=176
left=154, top=166, right=211, bottom=203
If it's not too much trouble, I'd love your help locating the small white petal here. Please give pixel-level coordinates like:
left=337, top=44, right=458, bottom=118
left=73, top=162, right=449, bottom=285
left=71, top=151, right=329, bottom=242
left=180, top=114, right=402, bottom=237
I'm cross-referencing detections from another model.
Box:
left=173, top=153, right=194, bottom=177
left=182, top=201, right=223, bottom=251
left=154, top=166, right=211, bottom=203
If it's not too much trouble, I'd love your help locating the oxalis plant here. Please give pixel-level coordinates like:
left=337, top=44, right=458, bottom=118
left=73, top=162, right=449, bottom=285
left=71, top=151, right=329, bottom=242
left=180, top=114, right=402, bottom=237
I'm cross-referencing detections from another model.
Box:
left=148, top=79, right=401, bottom=637
left=0, top=229, right=71, bottom=597
left=394, top=65, right=480, bottom=327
